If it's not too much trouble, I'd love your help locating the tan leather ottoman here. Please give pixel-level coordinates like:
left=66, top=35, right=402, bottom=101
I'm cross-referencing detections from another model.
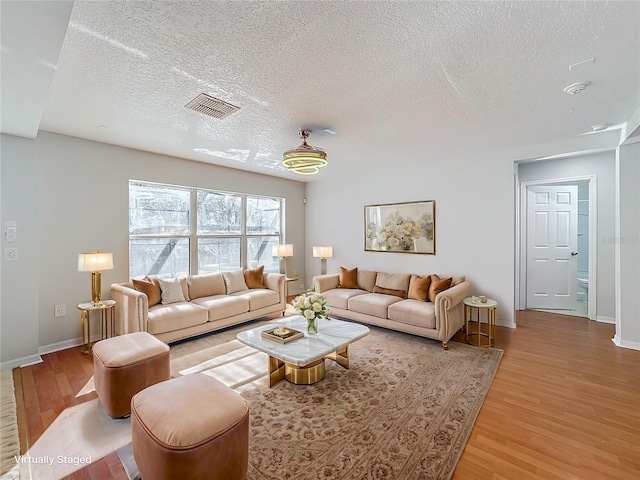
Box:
left=131, top=374, right=249, bottom=480
left=92, top=331, right=170, bottom=418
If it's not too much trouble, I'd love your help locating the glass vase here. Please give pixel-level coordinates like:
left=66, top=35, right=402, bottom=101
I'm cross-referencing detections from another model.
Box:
left=307, top=317, right=318, bottom=334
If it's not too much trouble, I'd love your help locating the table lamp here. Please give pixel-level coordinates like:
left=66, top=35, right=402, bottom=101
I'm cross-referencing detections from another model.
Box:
left=313, top=246, right=333, bottom=275
left=78, top=251, right=113, bottom=304
left=272, top=244, right=293, bottom=275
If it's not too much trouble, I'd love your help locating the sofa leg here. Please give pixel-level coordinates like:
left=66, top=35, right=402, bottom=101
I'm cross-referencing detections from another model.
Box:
left=442, top=341, right=448, bottom=350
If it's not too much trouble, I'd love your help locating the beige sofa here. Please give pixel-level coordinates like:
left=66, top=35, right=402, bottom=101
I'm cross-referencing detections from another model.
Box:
left=111, top=271, right=286, bottom=344
left=313, top=270, right=470, bottom=349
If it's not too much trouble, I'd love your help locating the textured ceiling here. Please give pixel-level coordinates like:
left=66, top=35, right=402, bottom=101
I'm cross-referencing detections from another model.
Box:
left=4, top=1, right=640, bottom=181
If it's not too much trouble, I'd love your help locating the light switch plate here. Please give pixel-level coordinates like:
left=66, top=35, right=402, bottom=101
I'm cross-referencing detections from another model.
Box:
left=4, top=221, right=16, bottom=242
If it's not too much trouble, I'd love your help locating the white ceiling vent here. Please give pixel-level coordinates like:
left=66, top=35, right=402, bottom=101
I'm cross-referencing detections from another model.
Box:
left=185, top=93, right=240, bottom=120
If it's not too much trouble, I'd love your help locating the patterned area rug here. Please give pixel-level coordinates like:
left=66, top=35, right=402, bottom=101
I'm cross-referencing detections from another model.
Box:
left=170, top=323, right=503, bottom=480
left=0, top=369, right=20, bottom=478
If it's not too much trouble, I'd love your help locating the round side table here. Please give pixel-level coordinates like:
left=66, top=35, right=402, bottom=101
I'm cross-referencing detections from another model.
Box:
left=77, top=299, right=116, bottom=354
left=463, top=297, right=497, bottom=348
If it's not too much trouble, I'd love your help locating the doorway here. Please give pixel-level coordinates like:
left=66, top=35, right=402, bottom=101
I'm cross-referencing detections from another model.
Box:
left=517, top=176, right=597, bottom=319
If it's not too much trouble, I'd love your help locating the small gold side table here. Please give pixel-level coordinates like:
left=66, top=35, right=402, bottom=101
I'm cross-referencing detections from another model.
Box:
left=463, top=297, right=497, bottom=348
left=77, top=300, right=116, bottom=354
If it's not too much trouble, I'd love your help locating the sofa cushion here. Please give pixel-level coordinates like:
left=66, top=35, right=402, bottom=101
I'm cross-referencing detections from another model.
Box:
left=232, top=289, right=279, bottom=310
left=187, top=273, right=226, bottom=300
left=339, top=266, right=358, bottom=289
left=243, top=265, right=266, bottom=289
left=147, top=302, right=208, bottom=334
left=222, top=271, right=248, bottom=294
left=451, top=275, right=466, bottom=287
left=373, top=285, right=406, bottom=298
left=408, top=275, right=431, bottom=301
left=132, top=276, right=161, bottom=307
left=348, top=293, right=403, bottom=318
left=375, top=272, right=411, bottom=293
left=191, top=295, right=250, bottom=321
left=158, top=278, right=186, bottom=305
left=323, top=288, right=367, bottom=310
left=428, top=275, right=453, bottom=302
left=357, top=270, right=378, bottom=292
left=388, top=300, right=436, bottom=329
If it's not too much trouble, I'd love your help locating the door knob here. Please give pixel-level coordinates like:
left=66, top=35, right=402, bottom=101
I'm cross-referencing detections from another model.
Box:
left=571, top=251, right=578, bottom=256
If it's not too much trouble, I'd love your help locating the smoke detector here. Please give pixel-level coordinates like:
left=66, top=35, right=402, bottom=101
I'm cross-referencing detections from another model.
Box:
left=564, top=81, right=591, bottom=95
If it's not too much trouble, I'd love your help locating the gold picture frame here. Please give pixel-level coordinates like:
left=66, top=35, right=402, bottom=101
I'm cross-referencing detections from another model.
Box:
left=364, top=200, right=435, bottom=254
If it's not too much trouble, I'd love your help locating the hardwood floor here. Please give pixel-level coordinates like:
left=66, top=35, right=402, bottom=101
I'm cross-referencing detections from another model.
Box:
left=14, top=310, right=640, bottom=479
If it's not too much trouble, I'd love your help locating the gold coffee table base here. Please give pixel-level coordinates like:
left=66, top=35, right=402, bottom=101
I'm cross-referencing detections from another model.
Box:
left=269, top=346, right=349, bottom=387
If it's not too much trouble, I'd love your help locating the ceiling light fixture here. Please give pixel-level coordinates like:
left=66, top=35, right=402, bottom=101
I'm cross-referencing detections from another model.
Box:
left=591, top=123, right=609, bottom=132
left=283, top=129, right=327, bottom=175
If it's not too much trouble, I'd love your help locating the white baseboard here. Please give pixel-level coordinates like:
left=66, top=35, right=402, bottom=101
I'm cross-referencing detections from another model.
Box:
left=0, top=335, right=102, bottom=370
left=38, top=334, right=102, bottom=356
left=596, top=316, right=615, bottom=324
left=496, top=318, right=516, bottom=329
left=1, top=353, right=43, bottom=370
left=612, top=335, right=640, bottom=351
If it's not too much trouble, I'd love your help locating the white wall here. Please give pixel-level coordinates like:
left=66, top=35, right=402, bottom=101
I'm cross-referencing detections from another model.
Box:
left=305, top=152, right=516, bottom=327
left=614, top=142, right=640, bottom=349
left=1, top=131, right=305, bottom=366
left=1, top=135, right=41, bottom=367
left=517, top=151, right=616, bottom=320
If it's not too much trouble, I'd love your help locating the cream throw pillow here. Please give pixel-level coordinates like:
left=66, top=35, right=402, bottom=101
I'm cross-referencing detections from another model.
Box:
left=158, top=277, right=186, bottom=305
left=222, top=270, right=248, bottom=294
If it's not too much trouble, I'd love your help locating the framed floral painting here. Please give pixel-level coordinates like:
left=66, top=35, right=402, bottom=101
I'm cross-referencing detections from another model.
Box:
left=364, top=200, right=435, bottom=254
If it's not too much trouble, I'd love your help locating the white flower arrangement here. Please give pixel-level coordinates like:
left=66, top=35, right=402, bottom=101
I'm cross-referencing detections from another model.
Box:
left=292, top=287, right=329, bottom=333
left=371, top=211, right=423, bottom=251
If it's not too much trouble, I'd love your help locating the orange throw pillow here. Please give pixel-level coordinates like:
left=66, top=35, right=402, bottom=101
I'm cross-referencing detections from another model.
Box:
left=428, top=274, right=452, bottom=302
left=243, top=265, right=266, bottom=289
left=408, top=275, right=431, bottom=301
left=373, top=285, right=406, bottom=298
left=133, top=276, right=161, bottom=307
left=338, top=266, right=359, bottom=289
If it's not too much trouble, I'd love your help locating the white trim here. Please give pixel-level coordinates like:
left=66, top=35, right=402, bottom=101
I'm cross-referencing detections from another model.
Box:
left=1, top=353, right=43, bottom=370
left=596, top=316, right=615, bottom=324
left=587, top=177, right=598, bottom=321
left=38, top=334, right=102, bottom=356
left=497, top=318, right=516, bottom=329
left=614, top=149, right=622, bottom=347
left=516, top=174, right=598, bottom=320
left=612, top=335, right=640, bottom=351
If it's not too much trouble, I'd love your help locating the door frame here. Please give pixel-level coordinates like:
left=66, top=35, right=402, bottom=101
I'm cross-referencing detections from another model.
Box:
left=515, top=174, right=598, bottom=319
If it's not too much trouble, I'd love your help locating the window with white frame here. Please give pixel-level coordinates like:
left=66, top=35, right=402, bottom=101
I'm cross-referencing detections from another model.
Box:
left=129, top=180, right=283, bottom=279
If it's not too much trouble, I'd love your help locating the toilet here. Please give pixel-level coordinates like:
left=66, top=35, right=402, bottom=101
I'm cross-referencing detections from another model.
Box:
left=577, top=276, right=589, bottom=303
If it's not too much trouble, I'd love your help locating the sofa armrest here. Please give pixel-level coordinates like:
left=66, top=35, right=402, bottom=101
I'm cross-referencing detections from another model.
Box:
left=313, top=274, right=340, bottom=293
left=435, top=281, right=471, bottom=342
left=110, top=283, right=148, bottom=334
left=264, top=273, right=286, bottom=310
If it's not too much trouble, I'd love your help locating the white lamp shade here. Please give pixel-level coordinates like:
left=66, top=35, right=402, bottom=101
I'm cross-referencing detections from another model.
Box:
left=272, top=244, right=293, bottom=257
left=78, top=252, right=113, bottom=272
left=313, top=246, right=333, bottom=258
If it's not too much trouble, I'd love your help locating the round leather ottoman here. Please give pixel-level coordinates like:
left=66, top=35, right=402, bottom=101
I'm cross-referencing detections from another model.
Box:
left=92, top=331, right=170, bottom=418
left=131, top=373, right=249, bottom=480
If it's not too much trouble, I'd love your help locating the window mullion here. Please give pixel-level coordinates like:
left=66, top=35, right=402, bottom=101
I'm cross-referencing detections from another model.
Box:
left=241, top=195, right=247, bottom=269
left=190, top=188, right=198, bottom=274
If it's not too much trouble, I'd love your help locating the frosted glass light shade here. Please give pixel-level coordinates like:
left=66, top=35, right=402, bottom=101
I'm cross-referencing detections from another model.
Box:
left=272, top=244, right=293, bottom=258
left=313, top=246, right=333, bottom=259
left=78, top=252, right=113, bottom=272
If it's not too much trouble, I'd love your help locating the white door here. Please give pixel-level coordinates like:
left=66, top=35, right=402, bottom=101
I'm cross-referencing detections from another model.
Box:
left=526, top=185, right=578, bottom=310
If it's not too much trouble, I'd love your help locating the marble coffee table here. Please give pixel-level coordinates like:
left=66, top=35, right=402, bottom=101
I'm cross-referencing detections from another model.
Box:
left=236, top=315, right=370, bottom=387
